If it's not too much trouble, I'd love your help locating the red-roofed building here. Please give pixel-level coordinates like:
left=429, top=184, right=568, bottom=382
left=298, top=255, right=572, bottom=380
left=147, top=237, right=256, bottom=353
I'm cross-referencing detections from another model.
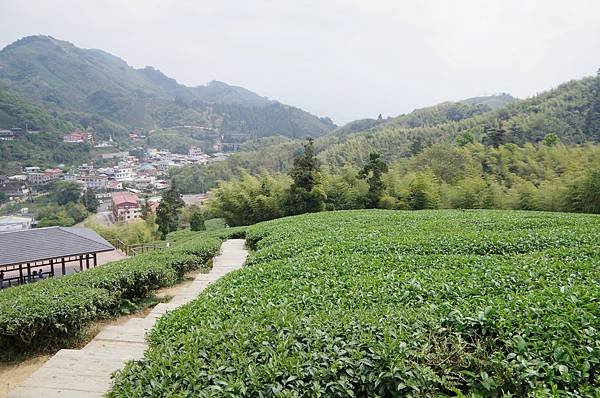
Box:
left=111, top=192, right=141, bottom=223
left=63, top=129, right=94, bottom=144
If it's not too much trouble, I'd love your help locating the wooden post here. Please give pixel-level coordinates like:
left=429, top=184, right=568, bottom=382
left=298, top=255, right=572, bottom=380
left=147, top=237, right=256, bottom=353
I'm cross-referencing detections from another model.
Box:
left=85, top=254, right=90, bottom=269
left=93, top=253, right=97, bottom=267
left=26, top=263, right=31, bottom=282
left=50, top=258, right=55, bottom=277
left=61, top=257, right=66, bottom=275
left=79, top=255, right=83, bottom=271
left=19, top=263, right=23, bottom=284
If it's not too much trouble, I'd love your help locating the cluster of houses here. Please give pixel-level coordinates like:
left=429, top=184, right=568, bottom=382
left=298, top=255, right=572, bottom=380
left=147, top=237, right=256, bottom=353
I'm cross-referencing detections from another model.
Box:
left=0, top=127, right=30, bottom=141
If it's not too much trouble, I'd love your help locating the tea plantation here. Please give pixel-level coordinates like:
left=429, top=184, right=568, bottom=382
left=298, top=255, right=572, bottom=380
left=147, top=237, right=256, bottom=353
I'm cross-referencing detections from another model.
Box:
left=0, top=230, right=239, bottom=360
left=107, top=210, right=600, bottom=397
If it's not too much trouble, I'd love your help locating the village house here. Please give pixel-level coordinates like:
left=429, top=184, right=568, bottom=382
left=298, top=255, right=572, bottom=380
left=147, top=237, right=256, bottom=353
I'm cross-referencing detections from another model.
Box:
left=111, top=192, right=141, bottom=223
left=63, top=128, right=94, bottom=144
left=0, top=176, right=29, bottom=201
left=27, top=168, right=63, bottom=185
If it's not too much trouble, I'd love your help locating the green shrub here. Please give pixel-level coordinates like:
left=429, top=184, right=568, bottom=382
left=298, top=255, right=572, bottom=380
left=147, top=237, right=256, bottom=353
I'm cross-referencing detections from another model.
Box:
left=0, top=232, right=225, bottom=360
left=109, top=210, right=600, bottom=397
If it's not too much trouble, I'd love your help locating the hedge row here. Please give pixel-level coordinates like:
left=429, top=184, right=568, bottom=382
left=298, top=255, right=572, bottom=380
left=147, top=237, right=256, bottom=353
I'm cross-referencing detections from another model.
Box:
left=0, top=232, right=226, bottom=360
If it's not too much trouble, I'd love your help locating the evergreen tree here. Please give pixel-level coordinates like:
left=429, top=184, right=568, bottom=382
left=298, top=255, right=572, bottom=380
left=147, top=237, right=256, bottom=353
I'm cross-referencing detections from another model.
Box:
left=156, top=201, right=177, bottom=239
left=359, top=152, right=388, bottom=208
left=155, top=184, right=185, bottom=239
left=190, top=211, right=206, bottom=231
left=82, top=189, right=99, bottom=212
left=409, top=136, right=424, bottom=155
left=284, top=138, right=324, bottom=215
left=585, top=69, right=600, bottom=142
left=484, top=122, right=507, bottom=148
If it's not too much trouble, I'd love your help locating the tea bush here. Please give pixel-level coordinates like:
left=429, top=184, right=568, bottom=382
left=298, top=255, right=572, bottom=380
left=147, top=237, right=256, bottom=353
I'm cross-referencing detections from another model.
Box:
left=109, top=210, right=600, bottom=397
left=0, top=232, right=226, bottom=359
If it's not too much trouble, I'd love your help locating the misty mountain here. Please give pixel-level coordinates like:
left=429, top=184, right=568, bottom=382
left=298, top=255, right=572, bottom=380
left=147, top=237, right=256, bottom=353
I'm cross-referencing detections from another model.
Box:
left=0, top=35, right=336, bottom=139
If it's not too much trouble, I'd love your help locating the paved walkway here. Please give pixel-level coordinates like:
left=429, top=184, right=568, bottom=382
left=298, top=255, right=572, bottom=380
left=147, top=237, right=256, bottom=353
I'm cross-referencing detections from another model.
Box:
left=7, top=239, right=248, bottom=398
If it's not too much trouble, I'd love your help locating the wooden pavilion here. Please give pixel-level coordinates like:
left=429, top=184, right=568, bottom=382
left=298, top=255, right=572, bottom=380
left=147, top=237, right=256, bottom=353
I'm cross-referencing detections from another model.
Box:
left=0, top=226, right=114, bottom=288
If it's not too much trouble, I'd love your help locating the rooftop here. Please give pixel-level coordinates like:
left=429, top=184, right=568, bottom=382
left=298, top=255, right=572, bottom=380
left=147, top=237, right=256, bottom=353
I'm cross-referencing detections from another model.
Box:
left=0, top=227, right=114, bottom=267
left=111, top=191, right=139, bottom=206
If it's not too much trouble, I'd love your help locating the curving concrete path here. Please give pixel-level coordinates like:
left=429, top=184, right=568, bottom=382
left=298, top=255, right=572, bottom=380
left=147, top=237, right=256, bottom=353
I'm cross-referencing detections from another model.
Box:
left=7, top=239, right=248, bottom=398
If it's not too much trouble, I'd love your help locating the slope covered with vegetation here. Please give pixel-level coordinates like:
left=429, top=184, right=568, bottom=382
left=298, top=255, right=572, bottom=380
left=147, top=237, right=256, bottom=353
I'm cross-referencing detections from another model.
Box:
left=0, top=87, right=91, bottom=174
left=0, top=35, right=335, bottom=140
left=109, top=210, right=600, bottom=396
left=171, top=73, right=600, bottom=194
left=206, top=142, right=600, bottom=226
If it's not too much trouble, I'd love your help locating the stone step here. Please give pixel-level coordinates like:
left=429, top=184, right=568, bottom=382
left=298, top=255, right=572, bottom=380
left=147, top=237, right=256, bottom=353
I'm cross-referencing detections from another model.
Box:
left=94, top=325, right=147, bottom=343
left=8, top=386, right=103, bottom=398
left=7, top=239, right=249, bottom=398
left=82, top=339, right=147, bottom=355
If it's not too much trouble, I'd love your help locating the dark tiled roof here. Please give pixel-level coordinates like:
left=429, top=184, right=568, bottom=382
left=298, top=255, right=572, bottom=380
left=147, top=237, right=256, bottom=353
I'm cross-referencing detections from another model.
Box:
left=0, top=227, right=114, bottom=267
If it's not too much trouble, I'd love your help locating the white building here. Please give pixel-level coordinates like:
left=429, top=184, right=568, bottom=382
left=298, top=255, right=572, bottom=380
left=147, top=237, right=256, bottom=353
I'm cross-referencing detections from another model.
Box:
left=0, top=216, right=34, bottom=233
left=114, top=167, right=132, bottom=181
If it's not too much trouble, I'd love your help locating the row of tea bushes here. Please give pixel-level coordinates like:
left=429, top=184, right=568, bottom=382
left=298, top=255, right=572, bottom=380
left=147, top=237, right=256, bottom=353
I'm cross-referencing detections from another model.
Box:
left=0, top=231, right=226, bottom=360
left=109, top=210, right=600, bottom=397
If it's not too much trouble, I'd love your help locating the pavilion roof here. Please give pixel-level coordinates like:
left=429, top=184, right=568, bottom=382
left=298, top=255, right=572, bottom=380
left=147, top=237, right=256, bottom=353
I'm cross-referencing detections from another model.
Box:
left=0, top=227, right=114, bottom=267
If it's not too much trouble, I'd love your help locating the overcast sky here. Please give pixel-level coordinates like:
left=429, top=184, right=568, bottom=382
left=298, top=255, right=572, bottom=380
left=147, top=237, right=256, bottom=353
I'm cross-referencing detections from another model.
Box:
left=1, top=1, right=600, bottom=124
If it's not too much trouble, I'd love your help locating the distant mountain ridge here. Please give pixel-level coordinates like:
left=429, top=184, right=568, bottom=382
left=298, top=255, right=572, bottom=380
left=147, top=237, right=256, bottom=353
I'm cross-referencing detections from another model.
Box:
left=0, top=35, right=335, bottom=139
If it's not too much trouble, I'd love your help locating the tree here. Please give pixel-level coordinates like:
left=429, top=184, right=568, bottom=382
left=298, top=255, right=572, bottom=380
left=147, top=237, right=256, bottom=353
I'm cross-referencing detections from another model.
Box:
left=542, top=133, right=559, bottom=146
left=585, top=69, right=600, bottom=142
left=284, top=138, right=324, bottom=215
left=156, top=201, right=177, bottom=239
left=484, top=122, right=507, bottom=148
left=82, top=189, right=99, bottom=212
left=190, top=211, right=206, bottom=231
left=162, top=184, right=185, bottom=210
left=409, top=136, right=424, bottom=156
left=455, top=131, right=474, bottom=146
left=50, top=181, right=81, bottom=205
left=359, top=152, right=388, bottom=208
left=407, top=172, right=439, bottom=210
left=564, top=169, right=600, bottom=214
left=155, top=184, right=185, bottom=239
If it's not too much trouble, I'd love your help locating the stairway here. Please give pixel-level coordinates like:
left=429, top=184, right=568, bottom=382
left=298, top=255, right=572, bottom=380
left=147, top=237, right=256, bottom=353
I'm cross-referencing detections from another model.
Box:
left=7, top=239, right=248, bottom=398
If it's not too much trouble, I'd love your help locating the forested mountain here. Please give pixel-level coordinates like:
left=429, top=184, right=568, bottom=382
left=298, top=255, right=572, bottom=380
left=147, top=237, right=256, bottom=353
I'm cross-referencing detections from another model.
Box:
left=171, top=73, right=600, bottom=193
left=0, top=35, right=335, bottom=140
left=0, top=86, right=93, bottom=174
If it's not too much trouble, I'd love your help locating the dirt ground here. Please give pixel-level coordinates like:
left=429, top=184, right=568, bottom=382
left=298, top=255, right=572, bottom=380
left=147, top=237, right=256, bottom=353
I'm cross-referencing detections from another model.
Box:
left=0, top=268, right=205, bottom=397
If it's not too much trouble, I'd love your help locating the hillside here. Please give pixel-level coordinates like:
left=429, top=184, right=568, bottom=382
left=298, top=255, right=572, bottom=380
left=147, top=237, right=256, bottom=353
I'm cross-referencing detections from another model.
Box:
left=0, top=36, right=336, bottom=140
left=171, top=73, right=600, bottom=192
left=0, top=86, right=93, bottom=174
left=109, top=210, right=600, bottom=396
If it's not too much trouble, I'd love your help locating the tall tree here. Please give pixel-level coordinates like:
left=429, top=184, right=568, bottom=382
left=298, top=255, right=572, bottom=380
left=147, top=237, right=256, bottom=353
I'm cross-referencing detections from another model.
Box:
left=585, top=69, right=600, bottom=142
left=284, top=138, right=324, bottom=215
left=82, top=189, right=99, bottom=212
left=156, top=201, right=177, bottom=239
left=50, top=181, right=81, bottom=205
left=484, top=122, right=507, bottom=148
left=359, top=152, right=388, bottom=208
left=155, top=183, right=185, bottom=239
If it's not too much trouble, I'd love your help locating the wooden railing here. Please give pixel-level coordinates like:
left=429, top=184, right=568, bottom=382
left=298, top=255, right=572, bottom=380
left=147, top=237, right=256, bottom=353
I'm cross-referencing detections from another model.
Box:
left=109, top=240, right=168, bottom=256
left=127, top=242, right=168, bottom=256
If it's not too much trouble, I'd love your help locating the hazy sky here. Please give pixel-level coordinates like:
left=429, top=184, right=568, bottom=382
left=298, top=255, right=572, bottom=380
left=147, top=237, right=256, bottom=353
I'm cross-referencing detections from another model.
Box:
left=1, top=1, right=600, bottom=124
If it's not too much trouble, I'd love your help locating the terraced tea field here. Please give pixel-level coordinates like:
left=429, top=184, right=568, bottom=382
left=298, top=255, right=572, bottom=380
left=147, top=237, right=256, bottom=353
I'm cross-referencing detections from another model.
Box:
left=109, top=210, right=600, bottom=397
